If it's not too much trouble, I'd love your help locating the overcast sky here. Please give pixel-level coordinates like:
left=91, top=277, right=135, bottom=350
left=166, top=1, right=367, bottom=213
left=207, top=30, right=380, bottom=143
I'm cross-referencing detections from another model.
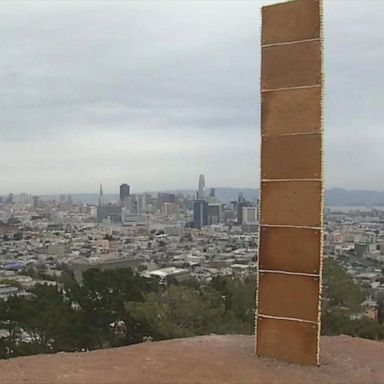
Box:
left=0, top=0, right=383, bottom=194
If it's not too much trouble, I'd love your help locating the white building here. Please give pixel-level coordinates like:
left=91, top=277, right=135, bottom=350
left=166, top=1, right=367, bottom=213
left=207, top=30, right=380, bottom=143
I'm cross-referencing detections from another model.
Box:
left=242, top=207, right=258, bottom=224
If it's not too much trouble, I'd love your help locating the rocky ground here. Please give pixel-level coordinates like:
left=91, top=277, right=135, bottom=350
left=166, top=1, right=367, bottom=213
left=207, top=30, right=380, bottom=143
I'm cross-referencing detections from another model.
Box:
left=0, top=335, right=383, bottom=384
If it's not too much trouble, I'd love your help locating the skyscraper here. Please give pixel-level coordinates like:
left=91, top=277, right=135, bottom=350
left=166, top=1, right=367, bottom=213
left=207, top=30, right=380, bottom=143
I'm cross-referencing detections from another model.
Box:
left=98, top=183, right=104, bottom=206
left=197, top=174, right=205, bottom=201
left=193, top=200, right=208, bottom=229
left=208, top=203, right=221, bottom=225
left=32, top=196, right=40, bottom=209
left=119, top=184, right=130, bottom=204
left=242, top=206, right=258, bottom=224
left=136, top=194, right=146, bottom=216
left=193, top=174, right=208, bottom=228
left=97, top=205, right=122, bottom=223
left=6, top=193, right=14, bottom=204
left=19, top=193, right=29, bottom=205
left=237, top=193, right=252, bottom=225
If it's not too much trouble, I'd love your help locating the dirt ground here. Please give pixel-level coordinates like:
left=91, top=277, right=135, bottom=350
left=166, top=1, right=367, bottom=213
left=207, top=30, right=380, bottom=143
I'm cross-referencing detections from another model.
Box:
left=0, top=335, right=383, bottom=384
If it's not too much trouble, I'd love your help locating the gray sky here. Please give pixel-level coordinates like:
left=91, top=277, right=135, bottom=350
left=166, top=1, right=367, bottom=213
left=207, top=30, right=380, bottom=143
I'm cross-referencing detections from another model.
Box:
left=1, top=0, right=383, bottom=194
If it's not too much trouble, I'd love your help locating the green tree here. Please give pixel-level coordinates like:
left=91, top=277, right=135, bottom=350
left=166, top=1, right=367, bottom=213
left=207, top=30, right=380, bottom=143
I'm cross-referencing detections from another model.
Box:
left=128, top=285, right=225, bottom=340
left=210, top=274, right=256, bottom=333
left=16, top=284, right=81, bottom=354
left=0, top=296, right=23, bottom=357
left=65, top=268, right=147, bottom=349
left=322, top=258, right=365, bottom=336
left=322, top=258, right=364, bottom=314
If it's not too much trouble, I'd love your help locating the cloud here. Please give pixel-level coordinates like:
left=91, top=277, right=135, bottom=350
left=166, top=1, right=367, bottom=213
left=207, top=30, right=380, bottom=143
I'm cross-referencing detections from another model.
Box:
left=0, top=0, right=383, bottom=193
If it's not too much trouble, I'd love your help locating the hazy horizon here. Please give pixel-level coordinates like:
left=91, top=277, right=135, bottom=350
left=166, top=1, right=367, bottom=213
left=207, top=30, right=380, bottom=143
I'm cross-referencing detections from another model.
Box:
left=4, top=186, right=384, bottom=198
left=1, top=0, right=383, bottom=194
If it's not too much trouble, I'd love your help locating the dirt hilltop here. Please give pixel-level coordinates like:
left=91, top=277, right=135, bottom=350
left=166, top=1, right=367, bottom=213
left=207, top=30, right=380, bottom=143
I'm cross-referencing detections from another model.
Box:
left=0, top=335, right=383, bottom=384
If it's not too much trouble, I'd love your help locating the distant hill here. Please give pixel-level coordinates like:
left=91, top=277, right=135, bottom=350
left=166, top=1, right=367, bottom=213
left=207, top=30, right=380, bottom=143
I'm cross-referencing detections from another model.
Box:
left=162, top=188, right=259, bottom=203
left=7, top=188, right=384, bottom=206
left=167, top=188, right=384, bottom=206
left=324, top=188, right=384, bottom=206
left=34, top=193, right=119, bottom=205
left=211, top=188, right=259, bottom=203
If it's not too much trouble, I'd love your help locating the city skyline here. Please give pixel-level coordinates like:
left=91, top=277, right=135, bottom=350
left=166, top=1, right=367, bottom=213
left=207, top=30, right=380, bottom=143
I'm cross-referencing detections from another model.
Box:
left=6, top=183, right=384, bottom=198
left=1, top=1, right=384, bottom=193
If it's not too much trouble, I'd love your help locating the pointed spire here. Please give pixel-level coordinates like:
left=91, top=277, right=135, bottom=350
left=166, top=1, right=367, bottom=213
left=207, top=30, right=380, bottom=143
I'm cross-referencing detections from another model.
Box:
left=198, top=174, right=205, bottom=201
left=98, top=183, right=104, bottom=206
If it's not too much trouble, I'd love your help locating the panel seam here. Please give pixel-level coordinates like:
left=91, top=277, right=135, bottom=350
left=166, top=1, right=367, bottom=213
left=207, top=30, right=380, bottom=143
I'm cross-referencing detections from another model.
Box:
left=261, top=179, right=322, bottom=182
left=259, top=269, right=320, bottom=277
left=260, top=224, right=321, bottom=230
left=258, top=314, right=318, bottom=325
left=262, top=37, right=321, bottom=48
left=262, top=84, right=321, bottom=93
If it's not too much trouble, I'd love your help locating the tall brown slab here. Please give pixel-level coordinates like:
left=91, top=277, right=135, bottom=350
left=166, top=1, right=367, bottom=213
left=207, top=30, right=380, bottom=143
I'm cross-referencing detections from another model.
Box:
left=262, top=87, right=321, bottom=136
left=262, top=40, right=321, bottom=90
left=256, top=0, right=323, bottom=366
left=257, top=317, right=318, bottom=366
left=261, top=134, right=321, bottom=179
left=261, top=180, right=322, bottom=227
left=258, top=272, right=320, bottom=322
left=259, top=226, right=321, bottom=274
left=262, top=0, right=320, bottom=45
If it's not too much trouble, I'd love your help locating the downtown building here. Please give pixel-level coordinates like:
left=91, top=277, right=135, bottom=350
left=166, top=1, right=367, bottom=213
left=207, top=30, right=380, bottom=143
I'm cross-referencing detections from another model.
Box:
left=193, top=174, right=208, bottom=229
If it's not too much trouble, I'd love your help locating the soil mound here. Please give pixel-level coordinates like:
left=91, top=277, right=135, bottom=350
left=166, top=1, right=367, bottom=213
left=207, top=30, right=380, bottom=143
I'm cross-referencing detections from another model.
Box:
left=0, top=335, right=383, bottom=384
